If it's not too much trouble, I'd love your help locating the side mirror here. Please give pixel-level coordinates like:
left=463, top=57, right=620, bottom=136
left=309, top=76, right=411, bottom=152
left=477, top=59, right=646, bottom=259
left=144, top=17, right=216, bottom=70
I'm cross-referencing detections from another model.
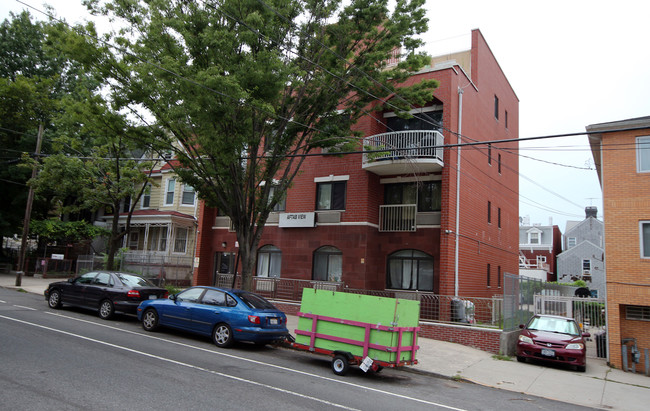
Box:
left=519, top=324, right=525, bottom=329
left=169, top=294, right=177, bottom=301
left=68, top=278, right=75, bottom=283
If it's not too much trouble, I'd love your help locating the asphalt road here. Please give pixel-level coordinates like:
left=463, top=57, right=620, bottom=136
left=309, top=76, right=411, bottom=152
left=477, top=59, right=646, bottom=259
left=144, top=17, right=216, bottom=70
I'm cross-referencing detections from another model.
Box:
left=0, top=288, right=592, bottom=410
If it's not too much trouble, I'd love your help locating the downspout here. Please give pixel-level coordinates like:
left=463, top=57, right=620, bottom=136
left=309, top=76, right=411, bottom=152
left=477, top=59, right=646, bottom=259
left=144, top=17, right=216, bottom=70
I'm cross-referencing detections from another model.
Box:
left=454, top=87, right=463, bottom=297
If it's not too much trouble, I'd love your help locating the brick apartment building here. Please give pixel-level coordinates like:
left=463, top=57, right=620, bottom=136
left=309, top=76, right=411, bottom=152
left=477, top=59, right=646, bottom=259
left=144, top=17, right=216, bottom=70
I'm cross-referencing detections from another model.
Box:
left=588, top=116, right=650, bottom=371
left=193, top=29, right=519, bottom=299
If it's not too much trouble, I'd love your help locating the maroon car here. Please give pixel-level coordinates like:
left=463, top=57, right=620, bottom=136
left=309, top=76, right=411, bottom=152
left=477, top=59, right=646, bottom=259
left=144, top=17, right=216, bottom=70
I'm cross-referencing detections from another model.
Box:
left=516, top=314, right=590, bottom=372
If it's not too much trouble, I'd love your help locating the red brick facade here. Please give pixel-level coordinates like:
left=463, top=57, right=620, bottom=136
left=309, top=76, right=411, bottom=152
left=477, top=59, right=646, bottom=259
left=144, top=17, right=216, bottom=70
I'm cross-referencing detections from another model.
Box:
left=194, top=29, right=519, bottom=300
left=588, top=117, right=650, bottom=371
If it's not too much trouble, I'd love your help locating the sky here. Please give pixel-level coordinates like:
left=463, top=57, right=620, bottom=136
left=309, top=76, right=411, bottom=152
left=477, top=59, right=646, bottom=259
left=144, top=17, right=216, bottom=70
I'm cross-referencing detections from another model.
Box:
left=3, top=0, right=650, bottom=233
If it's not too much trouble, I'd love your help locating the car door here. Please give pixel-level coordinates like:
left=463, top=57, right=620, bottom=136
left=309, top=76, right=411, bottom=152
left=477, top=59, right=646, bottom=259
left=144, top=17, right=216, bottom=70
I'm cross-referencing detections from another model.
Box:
left=83, top=272, right=112, bottom=309
left=65, top=272, right=97, bottom=306
left=190, top=289, right=231, bottom=335
left=160, top=287, right=205, bottom=330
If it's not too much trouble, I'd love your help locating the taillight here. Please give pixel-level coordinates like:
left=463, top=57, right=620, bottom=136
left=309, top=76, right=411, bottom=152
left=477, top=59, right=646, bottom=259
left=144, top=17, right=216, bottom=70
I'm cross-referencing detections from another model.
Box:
left=248, top=315, right=261, bottom=324
left=163, top=291, right=169, bottom=299
left=127, top=289, right=141, bottom=298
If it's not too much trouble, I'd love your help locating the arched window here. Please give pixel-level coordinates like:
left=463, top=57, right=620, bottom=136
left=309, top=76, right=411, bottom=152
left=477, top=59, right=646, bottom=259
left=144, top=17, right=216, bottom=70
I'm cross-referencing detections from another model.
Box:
left=313, top=246, right=342, bottom=282
left=257, top=245, right=282, bottom=278
left=387, top=250, right=434, bottom=291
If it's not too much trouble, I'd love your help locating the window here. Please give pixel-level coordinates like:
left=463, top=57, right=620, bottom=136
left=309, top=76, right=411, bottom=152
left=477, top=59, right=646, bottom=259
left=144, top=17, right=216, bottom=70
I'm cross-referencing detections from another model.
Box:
left=582, top=259, right=591, bottom=274
left=93, top=272, right=111, bottom=286
left=385, top=109, right=442, bottom=133
left=387, top=250, right=434, bottom=291
left=122, top=196, right=131, bottom=213
left=642, top=222, right=650, bottom=257
left=269, top=185, right=286, bottom=212
left=313, top=246, right=342, bottom=282
left=128, top=232, right=139, bottom=250
left=202, top=289, right=227, bottom=306
left=494, top=95, right=499, bottom=120
left=385, top=181, right=441, bottom=212
left=147, top=227, right=168, bottom=251
left=215, top=252, right=236, bottom=275
left=142, top=184, right=151, bottom=208
left=257, top=245, right=282, bottom=278
left=176, top=287, right=204, bottom=303
left=165, top=178, right=176, bottom=205
left=487, top=264, right=491, bottom=287
left=316, top=181, right=346, bottom=210
left=529, top=231, right=540, bottom=244
left=568, top=237, right=577, bottom=248
left=173, top=227, right=188, bottom=253
left=487, top=144, right=492, bottom=165
left=498, top=207, right=501, bottom=228
left=181, top=184, right=195, bottom=205
left=487, top=201, right=492, bottom=224
left=637, top=136, right=650, bottom=172
left=626, top=305, right=650, bottom=321
left=498, top=153, right=502, bottom=174
left=497, top=266, right=501, bottom=288
left=505, top=110, right=508, bottom=129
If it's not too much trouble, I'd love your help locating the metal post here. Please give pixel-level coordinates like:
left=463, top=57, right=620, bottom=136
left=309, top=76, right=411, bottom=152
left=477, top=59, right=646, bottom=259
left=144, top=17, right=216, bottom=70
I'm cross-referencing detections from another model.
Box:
left=622, top=344, right=628, bottom=372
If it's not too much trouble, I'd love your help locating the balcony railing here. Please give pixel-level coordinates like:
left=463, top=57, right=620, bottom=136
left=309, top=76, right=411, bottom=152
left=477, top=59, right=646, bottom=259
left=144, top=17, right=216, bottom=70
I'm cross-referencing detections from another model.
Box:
left=379, top=204, right=416, bottom=232
left=362, top=130, right=444, bottom=175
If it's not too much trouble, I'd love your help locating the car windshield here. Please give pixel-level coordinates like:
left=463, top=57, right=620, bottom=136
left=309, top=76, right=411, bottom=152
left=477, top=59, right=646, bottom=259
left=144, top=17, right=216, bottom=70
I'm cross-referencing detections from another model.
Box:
left=527, top=316, right=580, bottom=336
left=234, top=291, right=277, bottom=310
left=117, top=273, right=155, bottom=288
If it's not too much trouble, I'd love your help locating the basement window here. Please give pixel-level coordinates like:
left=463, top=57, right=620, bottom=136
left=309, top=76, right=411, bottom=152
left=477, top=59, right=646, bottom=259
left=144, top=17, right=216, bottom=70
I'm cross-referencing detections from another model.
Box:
left=626, top=305, right=650, bottom=321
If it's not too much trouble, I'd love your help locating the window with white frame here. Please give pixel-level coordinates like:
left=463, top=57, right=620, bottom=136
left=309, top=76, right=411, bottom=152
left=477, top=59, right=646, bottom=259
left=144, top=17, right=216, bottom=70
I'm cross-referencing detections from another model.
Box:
left=269, top=185, right=286, bottom=212
left=165, top=179, right=176, bottom=205
left=173, top=227, right=188, bottom=253
left=568, top=237, right=577, bottom=248
left=528, top=230, right=540, bottom=244
left=636, top=136, right=650, bottom=172
left=181, top=184, right=195, bottom=205
left=142, top=184, right=151, bottom=208
left=641, top=222, right=650, bottom=257
left=582, top=259, right=591, bottom=274
left=257, top=245, right=282, bottom=278
left=147, top=226, right=168, bottom=251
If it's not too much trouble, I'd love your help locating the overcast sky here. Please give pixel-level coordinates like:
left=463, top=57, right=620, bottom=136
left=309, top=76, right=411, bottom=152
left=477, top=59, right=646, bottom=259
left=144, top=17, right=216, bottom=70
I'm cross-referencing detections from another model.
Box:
left=3, top=1, right=649, bottom=233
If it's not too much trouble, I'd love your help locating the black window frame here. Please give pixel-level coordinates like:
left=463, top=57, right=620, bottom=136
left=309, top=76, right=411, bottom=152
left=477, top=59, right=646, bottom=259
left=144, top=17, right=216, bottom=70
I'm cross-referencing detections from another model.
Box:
left=386, top=249, right=434, bottom=292
left=316, top=181, right=346, bottom=211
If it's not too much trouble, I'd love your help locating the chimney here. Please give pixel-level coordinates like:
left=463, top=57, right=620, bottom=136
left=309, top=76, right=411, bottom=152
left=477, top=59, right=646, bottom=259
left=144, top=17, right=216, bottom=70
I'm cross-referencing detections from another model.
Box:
left=585, top=206, right=598, bottom=219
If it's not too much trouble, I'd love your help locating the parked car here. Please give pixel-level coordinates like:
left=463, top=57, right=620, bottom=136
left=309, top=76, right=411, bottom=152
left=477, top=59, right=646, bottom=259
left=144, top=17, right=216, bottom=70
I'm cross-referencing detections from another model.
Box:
left=45, top=271, right=168, bottom=320
left=516, top=314, right=590, bottom=372
left=137, top=286, right=289, bottom=348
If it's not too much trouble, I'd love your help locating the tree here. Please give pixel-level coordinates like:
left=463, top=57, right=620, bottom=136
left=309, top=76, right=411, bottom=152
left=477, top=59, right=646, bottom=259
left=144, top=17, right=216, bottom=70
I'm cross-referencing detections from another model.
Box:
left=82, top=0, right=438, bottom=290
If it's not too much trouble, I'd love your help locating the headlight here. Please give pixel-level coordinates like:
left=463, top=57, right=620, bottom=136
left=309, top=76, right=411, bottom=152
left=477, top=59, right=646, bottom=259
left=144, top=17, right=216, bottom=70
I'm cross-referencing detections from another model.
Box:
left=566, top=343, right=585, bottom=350
left=518, top=335, right=533, bottom=344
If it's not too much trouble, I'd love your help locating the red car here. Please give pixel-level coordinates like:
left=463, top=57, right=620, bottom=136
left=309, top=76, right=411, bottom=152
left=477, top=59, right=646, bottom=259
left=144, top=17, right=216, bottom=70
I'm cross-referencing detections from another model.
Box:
left=516, top=314, right=590, bottom=372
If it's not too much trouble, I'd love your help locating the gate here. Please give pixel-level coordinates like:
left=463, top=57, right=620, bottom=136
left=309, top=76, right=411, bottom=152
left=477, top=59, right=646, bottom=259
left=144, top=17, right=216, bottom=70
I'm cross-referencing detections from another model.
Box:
left=533, top=295, right=606, bottom=358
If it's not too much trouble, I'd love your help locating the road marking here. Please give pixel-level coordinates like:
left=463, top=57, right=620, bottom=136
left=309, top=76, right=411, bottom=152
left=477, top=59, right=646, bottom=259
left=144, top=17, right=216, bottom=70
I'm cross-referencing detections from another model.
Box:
left=43, top=311, right=467, bottom=410
left=0, top=300, right=6, bottom=303
left=13, top=305, right=37, bottom=311
left=0, top=313, right=358, bottom=410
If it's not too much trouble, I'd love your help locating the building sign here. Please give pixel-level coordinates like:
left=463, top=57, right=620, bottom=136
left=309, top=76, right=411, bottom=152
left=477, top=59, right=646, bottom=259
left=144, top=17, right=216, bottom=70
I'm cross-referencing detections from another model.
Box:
left=279, top=212, right=315, bottom=228
left=51, top=254, right=64, bottom=260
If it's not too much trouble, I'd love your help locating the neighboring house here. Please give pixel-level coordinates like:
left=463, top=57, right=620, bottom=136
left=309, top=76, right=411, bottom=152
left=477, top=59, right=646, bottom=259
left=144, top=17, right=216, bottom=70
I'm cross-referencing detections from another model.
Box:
left=556, top=206, right=605, bottom=298
left=519, top=218, right=562, bottom=282
left=588, top=116, right=650, bottom=372
left=194, top=29, right=519, bottom=298
left=115, top=161, right=198, bottom=285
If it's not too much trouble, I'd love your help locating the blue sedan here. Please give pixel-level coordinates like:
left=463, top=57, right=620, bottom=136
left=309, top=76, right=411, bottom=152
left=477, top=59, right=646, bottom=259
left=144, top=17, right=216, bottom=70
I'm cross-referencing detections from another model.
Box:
left=137, top=286, right=289, bottom=347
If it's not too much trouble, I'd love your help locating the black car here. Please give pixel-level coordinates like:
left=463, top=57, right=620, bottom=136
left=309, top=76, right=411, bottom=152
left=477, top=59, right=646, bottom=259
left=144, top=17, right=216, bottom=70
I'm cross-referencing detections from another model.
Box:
left=45, top=271, right=168, bottom=319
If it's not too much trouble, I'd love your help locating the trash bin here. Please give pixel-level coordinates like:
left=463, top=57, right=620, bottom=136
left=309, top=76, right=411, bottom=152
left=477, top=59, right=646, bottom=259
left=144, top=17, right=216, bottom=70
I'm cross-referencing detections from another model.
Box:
left=595, top=331, right=607, bottom=358
left=451, top=298, right=468, bottom=323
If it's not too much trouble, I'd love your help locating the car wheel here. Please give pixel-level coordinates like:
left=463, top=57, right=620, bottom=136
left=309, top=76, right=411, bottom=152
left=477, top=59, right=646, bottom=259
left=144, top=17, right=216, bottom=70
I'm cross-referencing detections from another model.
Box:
left=516, top=356, right=526, bottom=363
left=142, top=308, right=159, bottom=332
left=576, top=365, right=586, bottom=372
left=48, top=289, right=62, bottom=309
left=332, top=354, right=350, bottom=376
left=98, top=299, right=114, bottom=320
left=213, top=323, right=234, bottom=348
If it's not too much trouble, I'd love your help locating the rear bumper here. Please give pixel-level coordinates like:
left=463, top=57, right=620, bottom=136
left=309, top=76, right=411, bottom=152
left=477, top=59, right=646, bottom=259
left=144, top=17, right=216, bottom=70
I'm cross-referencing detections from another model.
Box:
left=233, top=327, right=290, bottom=343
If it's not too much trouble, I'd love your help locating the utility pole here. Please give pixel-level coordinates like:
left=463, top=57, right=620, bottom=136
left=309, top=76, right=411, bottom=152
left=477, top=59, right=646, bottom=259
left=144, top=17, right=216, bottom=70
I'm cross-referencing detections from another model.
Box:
left=16, top=123, right=44, bottom=286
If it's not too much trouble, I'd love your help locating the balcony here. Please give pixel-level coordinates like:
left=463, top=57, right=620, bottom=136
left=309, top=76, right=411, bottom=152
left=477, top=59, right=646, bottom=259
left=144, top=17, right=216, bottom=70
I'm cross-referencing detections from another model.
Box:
left=362, top=130, right=444, bottom=176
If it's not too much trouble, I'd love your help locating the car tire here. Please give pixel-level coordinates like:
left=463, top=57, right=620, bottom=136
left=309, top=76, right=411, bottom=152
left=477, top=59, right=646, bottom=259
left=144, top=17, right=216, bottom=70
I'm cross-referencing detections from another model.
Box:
left=516, top=356, right=526, bottom=363
left=98, top=299, right=114, bottom=320
left=142, top=308, right=159, bottom=332
left=332, top=354, right=350, bottom=376
left=213, top=323, right=234, bottom=348
left=48, top=289, right=62, bottom=309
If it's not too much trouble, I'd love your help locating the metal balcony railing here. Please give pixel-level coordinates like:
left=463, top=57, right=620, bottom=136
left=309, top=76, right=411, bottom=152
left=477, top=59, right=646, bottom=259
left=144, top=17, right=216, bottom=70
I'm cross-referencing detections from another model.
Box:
left=362, top=130, right=444, bottom=164
left=379, top=204, right=417, bottom=232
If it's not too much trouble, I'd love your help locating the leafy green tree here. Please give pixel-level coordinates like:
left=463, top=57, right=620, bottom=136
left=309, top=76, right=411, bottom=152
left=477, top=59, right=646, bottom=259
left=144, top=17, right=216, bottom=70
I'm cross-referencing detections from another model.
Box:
left=82, top=0, right=438, bottom=290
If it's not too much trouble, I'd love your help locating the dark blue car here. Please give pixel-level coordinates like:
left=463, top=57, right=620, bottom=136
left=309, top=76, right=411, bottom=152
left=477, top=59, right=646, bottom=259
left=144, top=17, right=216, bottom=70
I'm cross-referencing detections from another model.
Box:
left=137, top=286, right=289, bottom=347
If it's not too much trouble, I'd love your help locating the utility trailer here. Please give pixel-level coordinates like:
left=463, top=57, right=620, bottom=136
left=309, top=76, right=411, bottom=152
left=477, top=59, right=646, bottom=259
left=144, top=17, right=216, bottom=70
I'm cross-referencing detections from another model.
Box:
left=292, top=288, right=420, bottom=376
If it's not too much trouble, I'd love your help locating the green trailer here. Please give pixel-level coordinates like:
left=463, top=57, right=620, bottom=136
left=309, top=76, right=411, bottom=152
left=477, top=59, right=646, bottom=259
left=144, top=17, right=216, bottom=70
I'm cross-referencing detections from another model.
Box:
left=292, top=288, right=421, bottom=376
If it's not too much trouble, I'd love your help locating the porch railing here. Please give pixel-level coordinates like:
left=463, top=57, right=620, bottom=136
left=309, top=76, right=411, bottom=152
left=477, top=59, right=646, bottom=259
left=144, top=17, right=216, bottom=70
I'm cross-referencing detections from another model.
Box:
left=379, top=204, right=417, bottom=232
left=362, top=130, right=444, bottom=164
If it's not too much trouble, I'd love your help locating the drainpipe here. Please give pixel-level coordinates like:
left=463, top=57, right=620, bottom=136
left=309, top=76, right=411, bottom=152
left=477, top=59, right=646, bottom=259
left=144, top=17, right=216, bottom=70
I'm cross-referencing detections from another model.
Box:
left=454, top=87, right=463, bottom=297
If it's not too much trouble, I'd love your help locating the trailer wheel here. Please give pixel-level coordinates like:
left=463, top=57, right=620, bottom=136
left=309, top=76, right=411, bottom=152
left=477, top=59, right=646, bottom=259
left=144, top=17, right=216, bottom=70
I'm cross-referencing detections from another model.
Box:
left=332, top=354, right=350, bottom=376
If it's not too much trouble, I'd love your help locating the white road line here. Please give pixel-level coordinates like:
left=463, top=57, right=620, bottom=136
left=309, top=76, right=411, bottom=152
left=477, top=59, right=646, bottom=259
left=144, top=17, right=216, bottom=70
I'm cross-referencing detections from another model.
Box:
left=0, top=300, right=6, bottom=303
left=13, top=305, right=37, bottom=311
left=0, top=313, right=358, bottom=410
left=43, top=311, right=467, bottom=410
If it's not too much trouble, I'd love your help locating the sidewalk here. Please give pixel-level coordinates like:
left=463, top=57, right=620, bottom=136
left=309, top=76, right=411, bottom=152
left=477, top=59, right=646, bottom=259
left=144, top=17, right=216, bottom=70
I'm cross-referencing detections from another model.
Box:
left=2, top=272, right=649, bottom=410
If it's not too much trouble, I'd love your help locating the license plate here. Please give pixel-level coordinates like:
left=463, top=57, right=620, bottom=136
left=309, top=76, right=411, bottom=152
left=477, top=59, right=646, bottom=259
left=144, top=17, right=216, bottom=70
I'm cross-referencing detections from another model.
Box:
left=541, top=348, right=555, bottom=357
left=269, top=318, right=278, bottom=325
left=148, top=295, right=157, bottom=300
